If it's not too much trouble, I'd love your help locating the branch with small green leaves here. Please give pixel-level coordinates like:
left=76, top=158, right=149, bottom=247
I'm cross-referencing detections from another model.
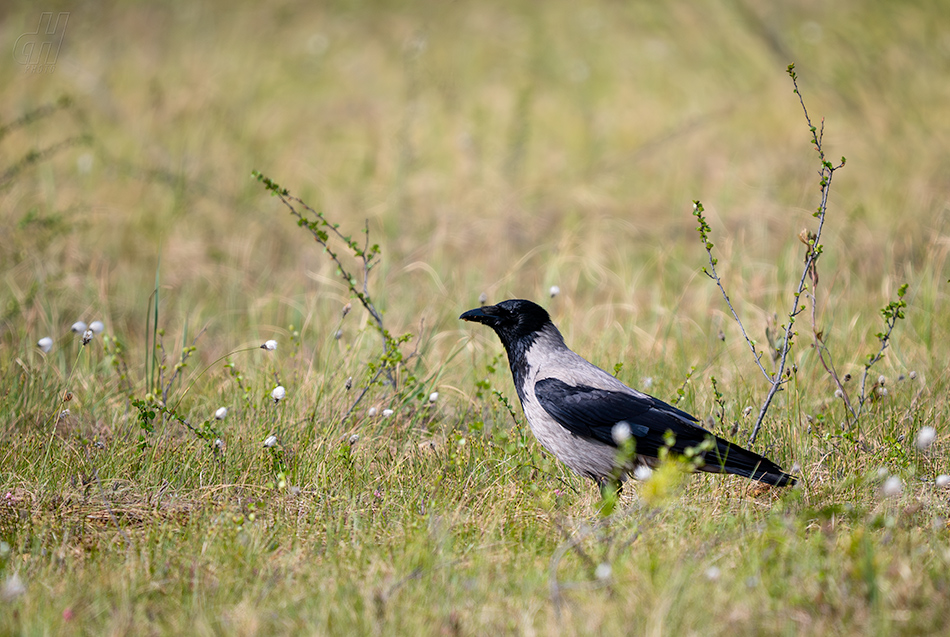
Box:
left=253, top=170, right=384, bottom=335
left=746, top=66, right=846, bottom=445
left=0, top=95, right=92, bottom=190
left=852, top=284, right=908, bottom=416
left=253, top=170, right=417, bottom=414
left=254, top=171, right=404, bottom=380
left=130, top=397, right=221, bottom=452
left=789, top=63, right=902, bottom=428
left=694, top=202, right=771, bottom=382
left=695, top=66, right=849, bottom=446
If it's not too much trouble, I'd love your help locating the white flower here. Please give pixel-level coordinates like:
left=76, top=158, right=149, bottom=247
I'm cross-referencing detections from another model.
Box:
left=428, top=392, right=439, bottom=403
left=549, top=285, right=560, bottom=298
left=594, top=563, right=611, bottom=581
left=215, top=407, right=228, bottom=420
left=89, top=321, right=104, bottom=334
left=37, top=337, right=53, bottom=353
left=917, top=426, right=937, bottom=451
left=936, top=475, right=950, bottom=489
left=382, top=409, right=394, bottom=417
left=881, top=475, right=903, bottom=497
left=263, top=435, right=278, bottom=448
left=261, top=340, right=278, bottom=351
left=611, top=421, right=632, bottom=445
left=633, top=465, right=653, bottom=481
left=70, top=321, right=87, bottom=333
left=81, top=329, right=94, bottom=345
left=271, top=385, right=286, bottom=403
left=368, top=407, right=378, bottom=417
left=76, top=152, right=94, bottom=174
left=1, top=573, right=26, bottom=601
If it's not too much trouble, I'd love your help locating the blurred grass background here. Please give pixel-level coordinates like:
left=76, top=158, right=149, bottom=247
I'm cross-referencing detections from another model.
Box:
left=2, top=0, right=950, bottom=634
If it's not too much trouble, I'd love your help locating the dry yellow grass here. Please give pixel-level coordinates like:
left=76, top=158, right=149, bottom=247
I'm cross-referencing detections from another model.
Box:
left=2, top=0, right=950, bottom=634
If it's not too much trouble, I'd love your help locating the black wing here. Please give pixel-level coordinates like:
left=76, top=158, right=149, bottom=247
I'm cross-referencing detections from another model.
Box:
left=534, top=377, right=795, bottom=485
left=534, top=377, right=703, bottom=457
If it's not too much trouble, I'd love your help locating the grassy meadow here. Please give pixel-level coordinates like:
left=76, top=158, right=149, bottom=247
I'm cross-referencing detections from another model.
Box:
left=3, top=0, right=950, bottom=633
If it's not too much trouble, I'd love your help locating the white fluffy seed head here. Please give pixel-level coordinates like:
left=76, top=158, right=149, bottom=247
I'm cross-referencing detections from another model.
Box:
left=910, top=370, right=918, bottom=380
left=936, top=475, right=950, bottom=489
left=705, top=566, right=721, bottom=582
left=263, top=435, right=278, bottom=448
left=611, top=421, right=632, bottom=445
left=549, top=285, right=560, bottom=298
left=37, top=337, right=53, bottom=353
left=633, top=465, right=653, bottom=481
left=1, top=573, right=26, bottom=601
left=882, top=475, right=903, bottom=497
left=594, top=563, right=612, bottom=581
left=271, top=385, right=286, bottom=403
left=878, top=375, right=886, bottom=386
left=71, top=321, right=87, bottom=333
left=382, top=408, right=394, bottom=417
left=81, top=329, right=94, bottom=345
left=834, top=389, right=844, bottom=399
left=478, top=292, right=488, bottom=305
left=261, top=340, right=278, bottom=351
left=368, top=407, right=378, bottom=417
left=89, top=321, right=104, bottom=334
left=215, top=407, right=228, bottom=420
left=428, top=391, right=439, bottom=403
left=917, top=426, right=937, bottom=451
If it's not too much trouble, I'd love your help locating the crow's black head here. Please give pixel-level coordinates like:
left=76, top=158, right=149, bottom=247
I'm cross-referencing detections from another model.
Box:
left=460, top=299, right=553, bottom=349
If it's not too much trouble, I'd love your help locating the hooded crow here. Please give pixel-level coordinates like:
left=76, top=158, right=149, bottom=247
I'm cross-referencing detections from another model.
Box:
left=461, top=299, right=797, bottom=488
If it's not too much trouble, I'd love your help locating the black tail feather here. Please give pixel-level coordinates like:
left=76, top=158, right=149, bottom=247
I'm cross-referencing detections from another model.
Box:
left=700, top=436, right=797, bottom=486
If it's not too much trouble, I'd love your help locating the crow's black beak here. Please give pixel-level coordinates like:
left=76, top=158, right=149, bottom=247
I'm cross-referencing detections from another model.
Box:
left=459, top=307, right=489, bottom=322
